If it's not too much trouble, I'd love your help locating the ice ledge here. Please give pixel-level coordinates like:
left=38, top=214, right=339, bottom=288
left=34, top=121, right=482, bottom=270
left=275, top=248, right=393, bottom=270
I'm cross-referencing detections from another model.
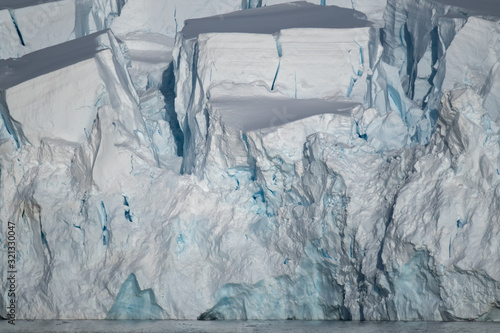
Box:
left=106, top=273, right=165, bottom=320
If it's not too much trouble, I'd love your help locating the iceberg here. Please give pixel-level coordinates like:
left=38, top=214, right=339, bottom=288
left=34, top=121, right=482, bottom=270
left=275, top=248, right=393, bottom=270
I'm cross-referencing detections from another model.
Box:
left=106, top=273, right=164, bottom=320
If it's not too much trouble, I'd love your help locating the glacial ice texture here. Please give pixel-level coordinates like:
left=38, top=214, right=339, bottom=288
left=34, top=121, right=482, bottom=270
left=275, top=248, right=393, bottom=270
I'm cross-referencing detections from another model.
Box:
left=0, top=0, right=500, bottom=323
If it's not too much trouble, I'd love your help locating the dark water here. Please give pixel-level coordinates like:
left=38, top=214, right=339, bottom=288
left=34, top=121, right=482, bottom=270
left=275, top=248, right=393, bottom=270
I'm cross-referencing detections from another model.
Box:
left=1, top=320, right=499, bottom=333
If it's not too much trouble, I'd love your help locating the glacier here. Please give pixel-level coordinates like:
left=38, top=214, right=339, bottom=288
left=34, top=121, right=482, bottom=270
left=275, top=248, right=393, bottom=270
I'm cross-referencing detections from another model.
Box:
left=0, top=0, right=500, bottom=323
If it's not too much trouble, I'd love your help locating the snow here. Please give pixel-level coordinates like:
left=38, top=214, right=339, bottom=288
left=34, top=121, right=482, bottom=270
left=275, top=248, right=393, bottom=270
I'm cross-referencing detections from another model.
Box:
left=9, top=0, right=76, bottom=54
left=120, top=32, right=175, bottom=92
left=196, top=83, right=359, bottom=180
left=0, top=0, right=76, bottom=59
left=0, top=32, right=102, bottom=146
left=272, top=27, right=373, bottom=100
left=0, top=31, right=101, bottom=90
left=1, top=0, right=500, bottom=323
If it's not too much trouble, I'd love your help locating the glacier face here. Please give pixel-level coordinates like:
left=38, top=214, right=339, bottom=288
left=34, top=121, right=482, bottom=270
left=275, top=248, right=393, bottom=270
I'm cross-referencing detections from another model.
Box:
left=1, top=0, right=500, bottom=323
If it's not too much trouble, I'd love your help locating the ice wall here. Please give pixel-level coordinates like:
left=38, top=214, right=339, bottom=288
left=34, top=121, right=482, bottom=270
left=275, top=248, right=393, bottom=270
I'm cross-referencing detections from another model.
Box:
left=442, top=17, right=500, bottom=124
left=379, top=0, right=500, bottom=137
left=0, top=29, right=159, bottom=320
left=174, top=0, right=500, bottom=321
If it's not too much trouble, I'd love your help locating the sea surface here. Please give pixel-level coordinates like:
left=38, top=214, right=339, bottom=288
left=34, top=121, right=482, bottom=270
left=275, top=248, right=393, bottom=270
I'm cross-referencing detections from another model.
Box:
left=1, top=320, right=499, bottom=333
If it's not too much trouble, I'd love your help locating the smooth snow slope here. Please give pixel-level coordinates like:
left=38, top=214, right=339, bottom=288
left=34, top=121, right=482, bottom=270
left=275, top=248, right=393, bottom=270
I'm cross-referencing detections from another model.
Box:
left=0, top=0, right=500, bottom=323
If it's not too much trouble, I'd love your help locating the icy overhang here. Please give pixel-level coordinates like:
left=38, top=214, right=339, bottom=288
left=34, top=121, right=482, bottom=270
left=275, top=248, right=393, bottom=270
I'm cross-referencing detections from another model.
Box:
left=180, top=1, right=371, bottom=39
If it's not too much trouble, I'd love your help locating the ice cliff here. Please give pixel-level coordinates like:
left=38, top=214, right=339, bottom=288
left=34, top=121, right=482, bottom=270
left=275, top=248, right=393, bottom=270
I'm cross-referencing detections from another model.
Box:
left=1, top=0, right=500, bottom=322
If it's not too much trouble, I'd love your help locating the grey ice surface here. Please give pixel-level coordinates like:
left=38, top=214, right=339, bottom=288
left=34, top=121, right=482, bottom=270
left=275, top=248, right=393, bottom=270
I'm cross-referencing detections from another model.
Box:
left=0, top=0, right=62, bottom=10
left=0, top=30, right=104, bottom=90
left=181, top=1, right=372, bottom=39
left=211, top=96, right=357, bottom=131
left=435, top=0, right=500, bottom=18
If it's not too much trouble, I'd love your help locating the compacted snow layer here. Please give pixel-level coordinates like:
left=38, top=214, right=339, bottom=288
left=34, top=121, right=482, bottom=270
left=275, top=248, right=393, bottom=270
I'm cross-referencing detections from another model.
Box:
left=1, top=0, right=500, bottom=323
